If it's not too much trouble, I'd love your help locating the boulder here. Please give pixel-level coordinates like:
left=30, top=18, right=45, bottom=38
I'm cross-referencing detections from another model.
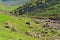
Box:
left=34, top=19, right=40, bottom=24
left=5, top=21, right=12, bottom=28
left=26, top=31, right=41, bottom=38
left=11, top=27, right=18, bottom=32
left=26, top=22, right=30, bottom=25
left=5, top=21, right=18, bottom=32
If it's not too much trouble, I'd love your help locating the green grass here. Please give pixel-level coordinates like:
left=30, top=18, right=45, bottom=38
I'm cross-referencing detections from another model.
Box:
left=0, top=14, right=40, bottom=40
left=0, top=14, right=60, bottom=40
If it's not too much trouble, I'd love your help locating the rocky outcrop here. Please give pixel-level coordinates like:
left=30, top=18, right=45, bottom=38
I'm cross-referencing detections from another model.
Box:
left=12, top=0, right=60, bottom=15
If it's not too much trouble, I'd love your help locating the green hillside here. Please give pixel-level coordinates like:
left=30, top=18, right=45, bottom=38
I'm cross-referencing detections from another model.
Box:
left=0, top=13, right=60, bottom=40
left=0, top=0, right=60, bottom=40
left=0, top=14, right=40, bottom=40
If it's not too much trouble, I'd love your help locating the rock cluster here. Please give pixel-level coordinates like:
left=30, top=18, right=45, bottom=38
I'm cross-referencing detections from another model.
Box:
left=5, top=21, right=18, bottom=32
left=42, top=19, right=60, bottom=29
left=26, top=31, right=41, bottom=38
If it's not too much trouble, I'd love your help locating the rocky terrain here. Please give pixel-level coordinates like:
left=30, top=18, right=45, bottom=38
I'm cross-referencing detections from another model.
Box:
left=0, top=0, right=60, bottom=40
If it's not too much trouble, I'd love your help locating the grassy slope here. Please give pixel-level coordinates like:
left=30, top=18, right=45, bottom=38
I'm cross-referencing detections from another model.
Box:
left=0, top=1, right=60, bottom=40
left=0, top=14, right=60, bottom=40
left=0, top=14, right=40, bottom=40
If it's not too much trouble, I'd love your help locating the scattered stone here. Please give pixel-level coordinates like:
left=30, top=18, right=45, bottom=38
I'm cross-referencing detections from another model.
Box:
left=50, top=20, right=56, bottom=23
left=53, top=28, right=57, bottom=30
left=26, top=22, right=30, bottom=25
left=42, top=22, right=50, bottom=27
left=37, top=34, right=41, bottom=38
left=34, top=19, right=40, bottom=24
left=48, top=27, right=52, bottom=29
left=42, top=20, right=60, bottom=30
left=41, top=31, right=48, bottom=34
left=26, top=31, right=36, bottom=38
left=51, top=29, right=57, bottom=34
left=49, top=17, right=56, bottom=20
left=55, top=39, right=60, bottom=40
left=26, top=22, right=33, bottom=28
left=45, top=19, right=50, bottom=22
left=44, top=31, right=48, bottom=34
left=45, top=19, right=56, bottom=23
left=35, top=21, right=40, bottom=24
left=26, top=31, right=41, bottom=38
left=57, top=20, right=60, bottom=24
left=5, top=21, right=18, bottom=32
left=29, top=26, right=33, bottom=28
left=42, top=34, right=45, bottom=37
left=11, top=27, right=18, bottom=32
left=5, top=21, right=12, bottom=28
